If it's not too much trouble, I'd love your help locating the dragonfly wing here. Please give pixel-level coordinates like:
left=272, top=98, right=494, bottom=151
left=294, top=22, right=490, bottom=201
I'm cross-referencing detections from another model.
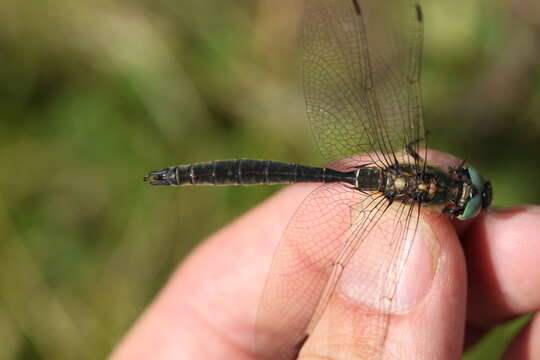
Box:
left=255, top=181, right=421, bottom=359
left=303, top=0, right=425, bottom=169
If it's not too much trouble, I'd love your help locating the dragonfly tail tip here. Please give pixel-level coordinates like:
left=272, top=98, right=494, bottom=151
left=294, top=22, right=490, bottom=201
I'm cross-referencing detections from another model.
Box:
left=144, top=168, right=176, bottom=186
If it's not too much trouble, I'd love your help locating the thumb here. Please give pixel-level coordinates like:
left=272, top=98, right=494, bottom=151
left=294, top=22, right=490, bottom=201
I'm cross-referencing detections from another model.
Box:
left=299, top=213, right=467, bottom=360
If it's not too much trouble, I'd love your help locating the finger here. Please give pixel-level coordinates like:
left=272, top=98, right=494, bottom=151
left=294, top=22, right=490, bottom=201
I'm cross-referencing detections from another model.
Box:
left=110, top=184, right=317, bottom=360
left=297, top=210, right=467, bottom=360
left=501, top=313, right=540, bottom=360
left=463, top=206, right=540, bottom=327
left=254, top=150, right=468, bottom=359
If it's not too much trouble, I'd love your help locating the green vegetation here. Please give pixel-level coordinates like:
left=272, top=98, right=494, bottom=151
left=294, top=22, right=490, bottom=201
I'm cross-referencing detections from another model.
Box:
left=0, top=0, right=538, bottom=358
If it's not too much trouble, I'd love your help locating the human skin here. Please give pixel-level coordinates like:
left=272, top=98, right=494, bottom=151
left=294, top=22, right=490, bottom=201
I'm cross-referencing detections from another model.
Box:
left=111, top=152, right=540, bottom=359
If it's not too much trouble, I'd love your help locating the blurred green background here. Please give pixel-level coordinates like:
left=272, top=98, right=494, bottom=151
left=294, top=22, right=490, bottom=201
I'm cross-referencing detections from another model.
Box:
left=0, top=0, right=539, bottom=359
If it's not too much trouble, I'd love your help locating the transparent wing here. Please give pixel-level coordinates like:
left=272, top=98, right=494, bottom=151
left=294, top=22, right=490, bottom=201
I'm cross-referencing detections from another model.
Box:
left=303, top=0, right=425, bottom=169
left=254, top=182, right=421, bottom=359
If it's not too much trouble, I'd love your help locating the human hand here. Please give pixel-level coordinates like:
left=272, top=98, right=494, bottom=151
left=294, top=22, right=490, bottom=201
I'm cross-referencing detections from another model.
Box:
left=111, top=173, right=540, bottom=359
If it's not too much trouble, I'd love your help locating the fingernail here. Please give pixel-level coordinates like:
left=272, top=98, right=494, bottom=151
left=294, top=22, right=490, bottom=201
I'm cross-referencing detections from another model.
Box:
left=340, top=218, right=440, bottom=313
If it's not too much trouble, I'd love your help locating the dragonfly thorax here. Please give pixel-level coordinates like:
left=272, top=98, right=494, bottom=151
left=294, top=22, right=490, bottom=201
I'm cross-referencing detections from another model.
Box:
left=378, top=165, right=441, bottom=204
left=357, top=163, right=492, bottom=220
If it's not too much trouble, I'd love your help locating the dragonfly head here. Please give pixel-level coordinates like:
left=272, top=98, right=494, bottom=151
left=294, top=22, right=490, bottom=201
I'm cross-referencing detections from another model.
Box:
left=457, top=166, right=492, bottom=220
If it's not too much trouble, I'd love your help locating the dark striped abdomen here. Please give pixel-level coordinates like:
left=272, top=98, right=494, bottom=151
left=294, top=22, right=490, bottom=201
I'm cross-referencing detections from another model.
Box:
left=175, top=159, right=356, bottom=186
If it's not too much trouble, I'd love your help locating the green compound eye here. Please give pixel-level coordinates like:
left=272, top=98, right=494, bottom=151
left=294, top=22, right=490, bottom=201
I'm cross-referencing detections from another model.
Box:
left=459, top=193, right=482, bottom=220
left=458, top=167, right=485, bottom=220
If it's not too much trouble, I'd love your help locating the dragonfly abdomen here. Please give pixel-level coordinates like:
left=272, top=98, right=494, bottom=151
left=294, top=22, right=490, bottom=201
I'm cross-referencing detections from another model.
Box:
left=145, top=159, right=358, bottom=186
left=182, top=159, right=305, bottom=186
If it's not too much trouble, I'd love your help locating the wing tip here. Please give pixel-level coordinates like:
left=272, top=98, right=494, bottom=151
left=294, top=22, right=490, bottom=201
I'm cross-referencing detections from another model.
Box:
left=415, top=3, right=423, bottom=23
left=351, top=0, right=361, bottom=15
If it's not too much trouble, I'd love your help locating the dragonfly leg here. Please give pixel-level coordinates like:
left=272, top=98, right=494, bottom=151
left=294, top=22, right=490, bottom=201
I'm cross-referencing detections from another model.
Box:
left=448, top=164, right=470, bottom=184
left=384, top=191, right=398, bottom=206
left=443, top=205, right=465, bottom=217
left=405, top=138, right=425, bottom=162
left=447, top=159, right=466, bottom=174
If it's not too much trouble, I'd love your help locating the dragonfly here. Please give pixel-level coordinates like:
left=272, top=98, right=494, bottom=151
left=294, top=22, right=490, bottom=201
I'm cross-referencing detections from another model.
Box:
left=145, top=0, right=492, bottom=358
